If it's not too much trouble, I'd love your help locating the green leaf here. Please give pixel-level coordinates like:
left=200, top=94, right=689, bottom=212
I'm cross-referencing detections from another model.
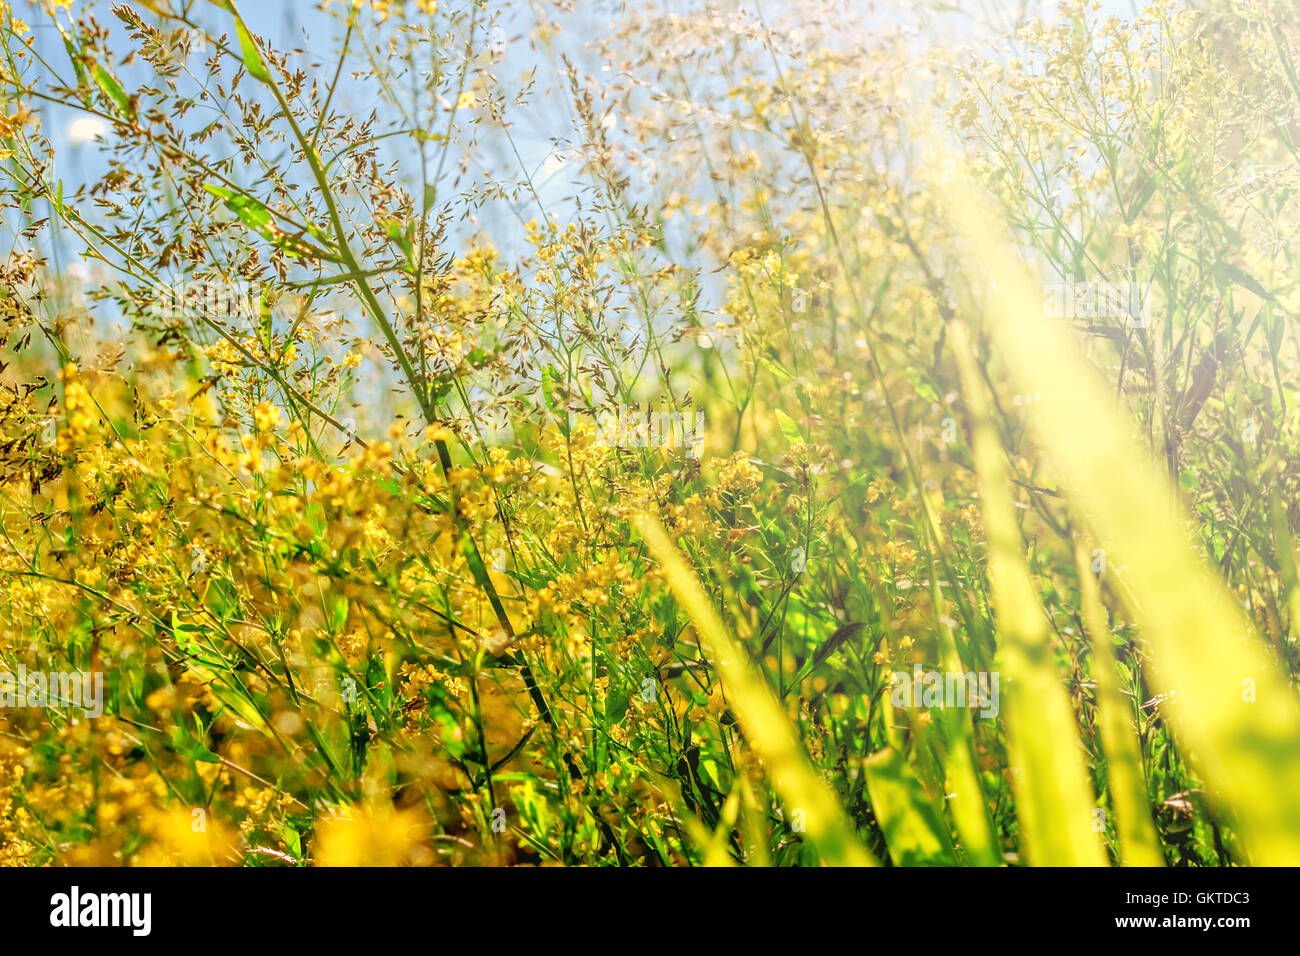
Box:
left=811, top=621, right=864, bottom=670
left=774, top=408, right=803, bottom=447
left=282, top=824, right=302, bottom=860
left=61, top=33, right=88, bottom=87
left=170, top=722, right=220, bottom=764
left=235, top=19, right=271, bottom=83
left=541, top=365, right=560, bottom=413
left=1216, top=261, right=1276, bottom=302
left=864, top=747, right=957, bottom=866
left=92, top=64, right=133, bottom=120
left=904, top=367, right=940, bottom=405
left=758, top=354, right=793, bottom=382
left=170, top=610, right=201, bottom=656
left=1125, top=173, right=1158, bottom=220
left=381, top=218, right=415, bottom=266
left=605, top=686, right=630, bottom=723
left=202, top=183, right=340, bottom=261
left=329, top=593, right=349, bottom=633
left=541, top=365, right=570, bottom=438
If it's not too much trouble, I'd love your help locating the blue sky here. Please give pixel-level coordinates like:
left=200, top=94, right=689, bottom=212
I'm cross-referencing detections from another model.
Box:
left=6, top=0, right=1152, bottom=310
left=14, top=0, right=1148, bottom=249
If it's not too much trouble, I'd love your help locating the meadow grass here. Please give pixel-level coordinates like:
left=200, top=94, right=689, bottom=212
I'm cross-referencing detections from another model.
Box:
left=0, top=0, right=1297, bottom=866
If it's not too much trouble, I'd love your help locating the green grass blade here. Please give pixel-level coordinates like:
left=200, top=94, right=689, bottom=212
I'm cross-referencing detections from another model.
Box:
left=1074, top=539, right=1165, bottom=867
left=942, top=174, right=1300, bottom=865
left=954, top=323, right=1109, bottom=867
left=637, top=516, right=875, bottom=867
left=864, top=746, right=958, bottom=866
